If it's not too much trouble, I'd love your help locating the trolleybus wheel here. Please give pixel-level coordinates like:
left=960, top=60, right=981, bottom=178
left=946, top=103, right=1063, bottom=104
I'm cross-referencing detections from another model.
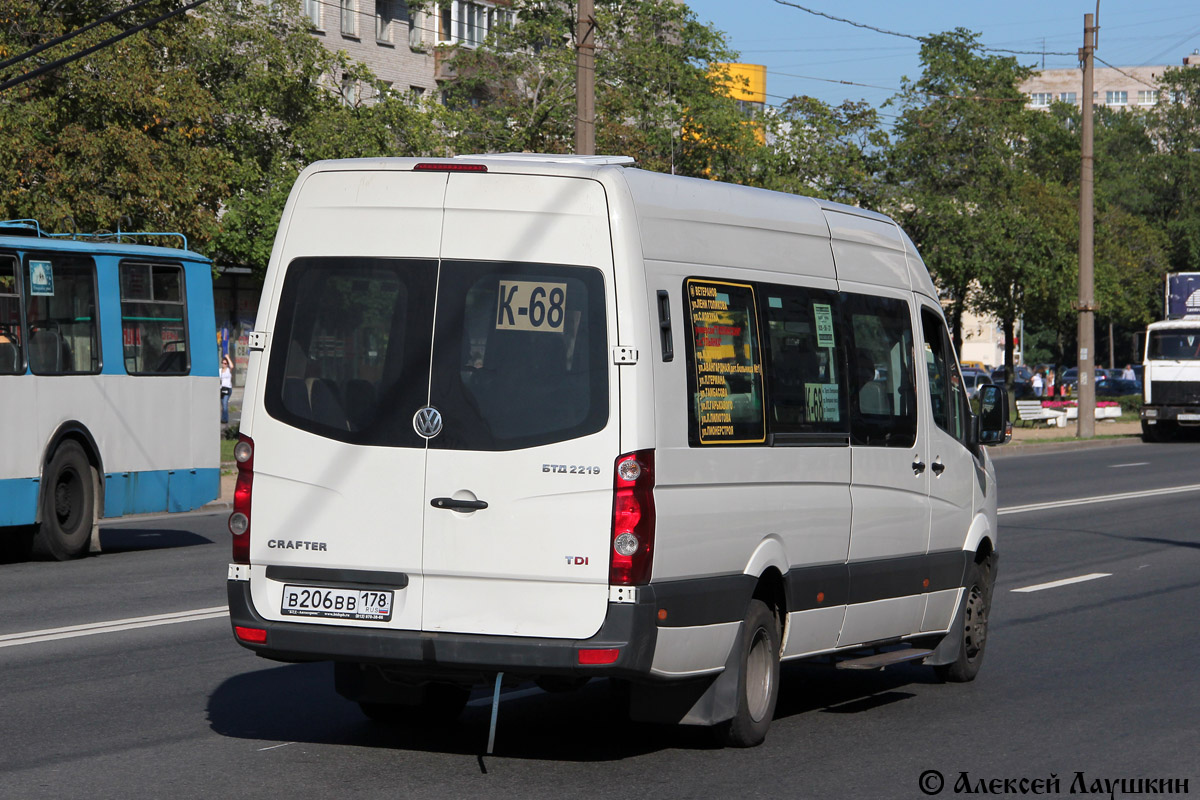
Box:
left=31, top=441, right=94, bottom=561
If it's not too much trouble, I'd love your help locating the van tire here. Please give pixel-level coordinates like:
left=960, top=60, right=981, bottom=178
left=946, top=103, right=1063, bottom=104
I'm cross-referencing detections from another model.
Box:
left=934, top=556, right=993, bottom=683
left=717, top=599, right=780, bottom=748
left=358, top=682, right=470, bottom=727
left=31, top=441, right=94, bottom=561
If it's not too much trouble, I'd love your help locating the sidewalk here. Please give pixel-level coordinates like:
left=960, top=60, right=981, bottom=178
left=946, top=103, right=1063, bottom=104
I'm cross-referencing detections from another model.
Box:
left=995, top=418, right=1142, bottom=457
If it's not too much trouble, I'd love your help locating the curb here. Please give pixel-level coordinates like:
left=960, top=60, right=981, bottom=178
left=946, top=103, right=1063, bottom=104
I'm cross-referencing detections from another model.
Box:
left=990, top=435, right=1144, bottom=458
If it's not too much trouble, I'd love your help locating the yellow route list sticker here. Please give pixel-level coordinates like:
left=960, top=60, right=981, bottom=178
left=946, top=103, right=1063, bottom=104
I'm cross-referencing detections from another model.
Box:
left=686, top=279, right=765, bottom=445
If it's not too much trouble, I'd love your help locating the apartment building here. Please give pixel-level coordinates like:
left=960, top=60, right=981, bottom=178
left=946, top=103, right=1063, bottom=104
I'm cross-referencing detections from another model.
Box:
left=298, top=0, right=512, bottom=101
left=1019, top=50, right=1200, bottom=111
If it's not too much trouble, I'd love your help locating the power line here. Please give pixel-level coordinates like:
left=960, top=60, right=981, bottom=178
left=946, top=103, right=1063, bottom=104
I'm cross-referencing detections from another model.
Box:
left=0, top=0, right=214, bottom=93
left=0, top=0, right=165, bottom=74
left=769, top=0, right=1074, bottom=57
left=1093, top=56, right=1159, bottom=90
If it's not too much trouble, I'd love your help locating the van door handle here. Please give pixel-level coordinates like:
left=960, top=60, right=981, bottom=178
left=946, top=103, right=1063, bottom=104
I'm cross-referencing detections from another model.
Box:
left=931, top=459, right=946, bottom=476
left=431, top=497, right=489, bottom=511
left=912, top=458, right=926, bottom=475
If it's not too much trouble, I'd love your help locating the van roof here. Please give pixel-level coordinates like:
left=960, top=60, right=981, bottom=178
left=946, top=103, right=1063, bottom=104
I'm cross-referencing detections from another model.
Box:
left=290, top=156, right=939, bottom=297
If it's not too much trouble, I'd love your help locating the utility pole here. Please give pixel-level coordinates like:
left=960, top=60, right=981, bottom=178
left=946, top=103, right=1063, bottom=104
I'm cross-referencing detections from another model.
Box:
left=575, top=0, right=595, bottom=156
left=1077, top=13, right=1097, bottom=438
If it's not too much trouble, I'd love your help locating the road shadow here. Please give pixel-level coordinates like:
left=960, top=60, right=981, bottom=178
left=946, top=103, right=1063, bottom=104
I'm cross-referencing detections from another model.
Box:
left=776, top=659, right=933, bottom=718
left=98, top=526, right=213, bottom=553
left=208, top=657, right=941, bottom=760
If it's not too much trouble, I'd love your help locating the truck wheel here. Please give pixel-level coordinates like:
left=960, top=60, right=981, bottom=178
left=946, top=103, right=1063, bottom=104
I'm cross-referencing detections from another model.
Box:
left=1141, top=420, right=1174, bottom=443
left=359, top=682, right=470, bottom=727
left=935, top=556, right=993, bottom=683
left=718, top=599, right=781, bottom=747
left=31, top=441, right=95, bottom=561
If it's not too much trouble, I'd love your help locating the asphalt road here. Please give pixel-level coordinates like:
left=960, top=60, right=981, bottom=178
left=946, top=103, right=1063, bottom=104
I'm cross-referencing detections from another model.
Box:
left=1, top=440, right=1198, bottom=799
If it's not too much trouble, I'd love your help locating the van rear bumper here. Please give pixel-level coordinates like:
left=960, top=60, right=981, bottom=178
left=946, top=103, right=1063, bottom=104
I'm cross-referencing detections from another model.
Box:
left=227, top=579, right=661, bottom=679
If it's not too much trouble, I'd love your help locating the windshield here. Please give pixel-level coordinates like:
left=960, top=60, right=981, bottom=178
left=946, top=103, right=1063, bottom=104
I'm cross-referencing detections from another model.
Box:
left=1148, top=330, right=1200, bottom=361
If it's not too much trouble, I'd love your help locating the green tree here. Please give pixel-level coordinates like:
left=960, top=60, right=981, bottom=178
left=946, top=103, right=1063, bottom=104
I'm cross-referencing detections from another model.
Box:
left=886, top=29, right=1046, bottom=384
left=758, top=96, right=887, bottom=208
left=1144, top=66, right=1200, bottom=275
left=0, top=0, right=233, bottom=246
left=433, top=0, right=763, bottom=181
left=183, top=0, right=446, bottom=272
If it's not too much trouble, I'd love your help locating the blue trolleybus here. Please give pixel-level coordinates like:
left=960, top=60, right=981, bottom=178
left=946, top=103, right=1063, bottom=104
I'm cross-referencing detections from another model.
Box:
left=0, top=220, right=219, bottom=560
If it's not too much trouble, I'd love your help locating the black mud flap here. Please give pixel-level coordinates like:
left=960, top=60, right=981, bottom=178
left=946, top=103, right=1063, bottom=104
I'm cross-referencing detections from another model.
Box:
left=627, top=620, right=745, bottom=727
left=924, top=551, right=999, bottom=667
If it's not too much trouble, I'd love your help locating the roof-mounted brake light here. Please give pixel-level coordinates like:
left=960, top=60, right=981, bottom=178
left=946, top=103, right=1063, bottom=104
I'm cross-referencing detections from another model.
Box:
left=413, top=162, right=488, bottom=173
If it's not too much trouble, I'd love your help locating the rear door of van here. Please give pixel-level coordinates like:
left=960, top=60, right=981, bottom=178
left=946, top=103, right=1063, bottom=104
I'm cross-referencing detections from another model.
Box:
left=247, top=165, right=618, bottom=642
left=420, top=172, right=618, bottom=639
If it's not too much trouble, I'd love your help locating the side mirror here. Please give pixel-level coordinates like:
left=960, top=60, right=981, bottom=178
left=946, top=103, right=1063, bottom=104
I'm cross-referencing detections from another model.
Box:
left=977, top=384, right=1011, bottom=445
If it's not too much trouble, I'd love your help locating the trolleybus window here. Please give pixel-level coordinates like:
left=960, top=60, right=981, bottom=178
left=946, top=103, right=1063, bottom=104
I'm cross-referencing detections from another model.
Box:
left=120, top=262, right=190, bottom=375
left=25, top=254, right=99, bottom=375
left=0, top=254, right=20, bottom=374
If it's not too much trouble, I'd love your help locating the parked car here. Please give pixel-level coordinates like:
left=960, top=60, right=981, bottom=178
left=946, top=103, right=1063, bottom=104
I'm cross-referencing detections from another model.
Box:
left=1060, top=367, right=1111, bottom=395
left=961, top=368, right=993, bottom=399
left=960, top=360, right=991, bottom=378
left=1097, top=377, right=1142, bottom=397
left=990, top=364, right=1034, bottom=398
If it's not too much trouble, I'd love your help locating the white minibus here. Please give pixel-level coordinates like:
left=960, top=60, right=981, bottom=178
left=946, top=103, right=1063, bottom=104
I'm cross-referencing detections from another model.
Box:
left=227, top=155, right=1010, bottom=746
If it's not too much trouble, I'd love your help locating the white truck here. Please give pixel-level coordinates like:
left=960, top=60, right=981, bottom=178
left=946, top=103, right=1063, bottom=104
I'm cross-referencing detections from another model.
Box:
left=1141, top=316, right=1200, bottom=441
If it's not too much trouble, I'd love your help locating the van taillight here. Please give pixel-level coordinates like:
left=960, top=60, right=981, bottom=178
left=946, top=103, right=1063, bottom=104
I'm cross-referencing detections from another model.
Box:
left=610, top=450, right=655, bottom=586
left=229, top=434, right=254, bottom=564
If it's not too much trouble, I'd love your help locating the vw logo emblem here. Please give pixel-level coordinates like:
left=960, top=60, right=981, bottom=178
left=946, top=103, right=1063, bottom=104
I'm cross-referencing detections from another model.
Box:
left=413, top=406, right=443, bottom=439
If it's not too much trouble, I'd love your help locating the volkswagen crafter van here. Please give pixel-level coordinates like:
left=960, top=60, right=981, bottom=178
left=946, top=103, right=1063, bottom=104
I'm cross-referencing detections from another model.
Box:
left=227, top=154, right=1010, bottom=747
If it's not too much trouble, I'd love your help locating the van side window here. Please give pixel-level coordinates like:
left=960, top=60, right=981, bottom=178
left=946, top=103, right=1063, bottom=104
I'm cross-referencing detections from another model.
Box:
left=264, top=257, right=437, bottom=448
left=684, top=278, right=766, bottom=446
left=760, top=284, right=848, bottom=438
left=843, top=292, right=916, bottom=447
left=24, top=254, right=100, bottom=375
left=0, top=254, right=22, bottom=374
left=921, top=308, right=968, bottom=442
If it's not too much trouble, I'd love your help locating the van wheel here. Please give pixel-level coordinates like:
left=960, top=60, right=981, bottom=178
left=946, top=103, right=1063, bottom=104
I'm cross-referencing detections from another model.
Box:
left=31, top=441, right=94, bottom=561
left=935, top=557, right=993, bottom=683
left=717, top=599, right=781, bottom=748
left=359, top=683, right=470, bottom=727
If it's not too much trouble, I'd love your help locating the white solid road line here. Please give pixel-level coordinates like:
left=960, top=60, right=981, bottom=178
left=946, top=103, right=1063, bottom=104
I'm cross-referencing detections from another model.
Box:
left=998, top=483, right=1200, bottom=516
left=97, top=509, right=226, bottom=527
left=1012, top=573, right=1112, bottom=593
left=1107, top=462, right=1149, bottom=468
left=0, top=606, right=228, bottom=649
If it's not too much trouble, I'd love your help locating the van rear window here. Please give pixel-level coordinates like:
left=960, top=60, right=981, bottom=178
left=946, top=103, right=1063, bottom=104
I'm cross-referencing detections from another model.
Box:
left=265, top=257, right=609, bottom=451
left=265, top=257, right=436, bottom=448
left=429, top=261, right=609, bottom=451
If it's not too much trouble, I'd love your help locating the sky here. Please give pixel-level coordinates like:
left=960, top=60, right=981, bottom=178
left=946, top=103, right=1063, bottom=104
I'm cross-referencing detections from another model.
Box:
left=684, top=0, right=1200, bottom=119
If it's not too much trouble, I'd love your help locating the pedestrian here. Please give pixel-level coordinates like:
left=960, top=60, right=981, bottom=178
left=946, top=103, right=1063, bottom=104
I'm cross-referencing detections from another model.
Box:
left=220, top=353, right=233, bottom=424
left=1121, top=363, right=1135, bottom=380
left=1031, top=369, right=1044, bottom=398
left=1046, top=368, right=1056, bottom=398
